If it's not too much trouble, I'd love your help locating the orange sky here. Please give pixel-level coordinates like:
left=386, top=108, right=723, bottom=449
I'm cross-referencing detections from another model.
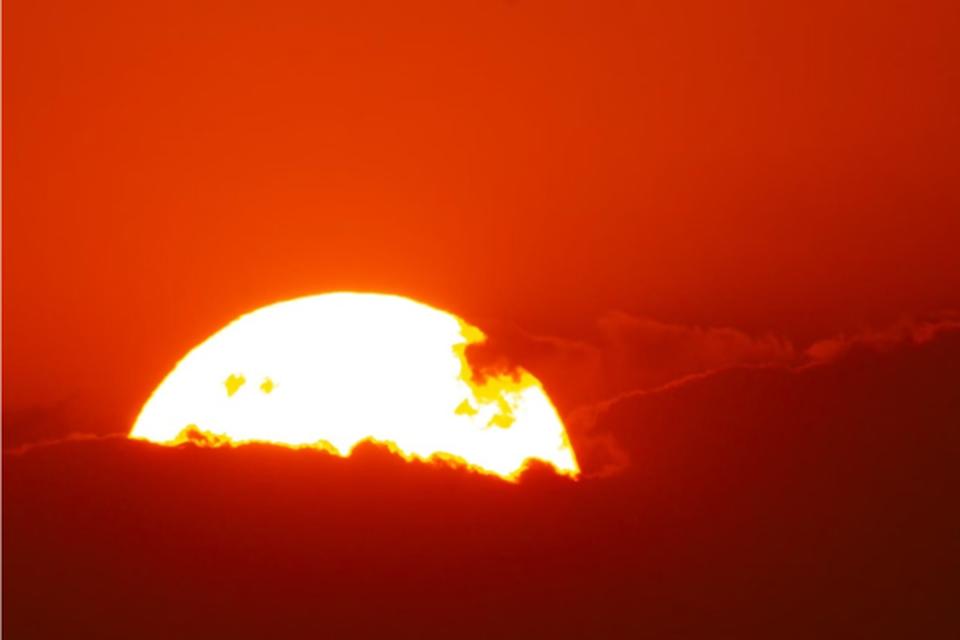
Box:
left=5, top=4, right=960, bottom=637
left=4, top=0, right=960, bottom=429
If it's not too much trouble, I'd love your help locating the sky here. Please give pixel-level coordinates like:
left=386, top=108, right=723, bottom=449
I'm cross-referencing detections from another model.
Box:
left=4, top=1, right=960, bottom=637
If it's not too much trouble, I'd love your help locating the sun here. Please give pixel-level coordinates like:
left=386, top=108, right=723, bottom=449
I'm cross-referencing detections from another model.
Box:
left=130, top=293, right=579, bottom=480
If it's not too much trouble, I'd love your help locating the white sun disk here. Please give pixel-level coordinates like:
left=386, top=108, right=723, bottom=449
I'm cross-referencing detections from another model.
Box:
left=130, top=293, right=578, bottom=478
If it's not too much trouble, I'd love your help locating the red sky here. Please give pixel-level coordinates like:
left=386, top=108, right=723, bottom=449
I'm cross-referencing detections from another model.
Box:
left=4, top=2, right=960, bottom=637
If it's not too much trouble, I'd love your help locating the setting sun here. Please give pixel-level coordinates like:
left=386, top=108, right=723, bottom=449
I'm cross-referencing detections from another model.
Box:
left=130, top=293, right=578, bottom=480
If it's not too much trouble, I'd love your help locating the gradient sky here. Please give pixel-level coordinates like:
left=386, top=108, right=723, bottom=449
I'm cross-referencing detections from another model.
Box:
left=5, top=0, right=959, bottom=432
left=5, top=3, right=960, bottom=638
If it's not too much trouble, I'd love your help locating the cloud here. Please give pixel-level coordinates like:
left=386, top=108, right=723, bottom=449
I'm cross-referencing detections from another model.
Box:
left=2, top=393, right=127, bottom=451
left=595, top=311, right=798, bottom=390
left=585, top=320, right=960, bottom=481
left=806, top=313, right=960, bottom=362
left=465, top=314, right=960, bottom=478
left=3, top=399, right=87, bottom=450
left=467, top=312, right=798, bottom=414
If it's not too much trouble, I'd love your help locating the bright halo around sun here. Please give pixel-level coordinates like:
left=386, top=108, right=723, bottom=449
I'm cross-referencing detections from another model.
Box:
left=130, top=293, right=579, bottom=480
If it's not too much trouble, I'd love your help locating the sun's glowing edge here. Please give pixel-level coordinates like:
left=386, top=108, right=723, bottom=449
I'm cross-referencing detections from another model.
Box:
left=129, top=293, right=580, bottom=482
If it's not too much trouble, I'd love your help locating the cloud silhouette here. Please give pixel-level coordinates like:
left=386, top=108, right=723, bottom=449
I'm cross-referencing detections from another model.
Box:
left=806, top=313, right=960, bottom=362
left=468, top=312, right=798, bottom=415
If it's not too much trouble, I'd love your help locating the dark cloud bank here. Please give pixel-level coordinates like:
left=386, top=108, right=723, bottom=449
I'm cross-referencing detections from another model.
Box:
left=4, top=321, right=960, bottom=639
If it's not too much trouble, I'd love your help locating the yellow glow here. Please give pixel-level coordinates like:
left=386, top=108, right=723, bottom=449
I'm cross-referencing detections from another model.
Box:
left=130, top=293, right=579, bottom=480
